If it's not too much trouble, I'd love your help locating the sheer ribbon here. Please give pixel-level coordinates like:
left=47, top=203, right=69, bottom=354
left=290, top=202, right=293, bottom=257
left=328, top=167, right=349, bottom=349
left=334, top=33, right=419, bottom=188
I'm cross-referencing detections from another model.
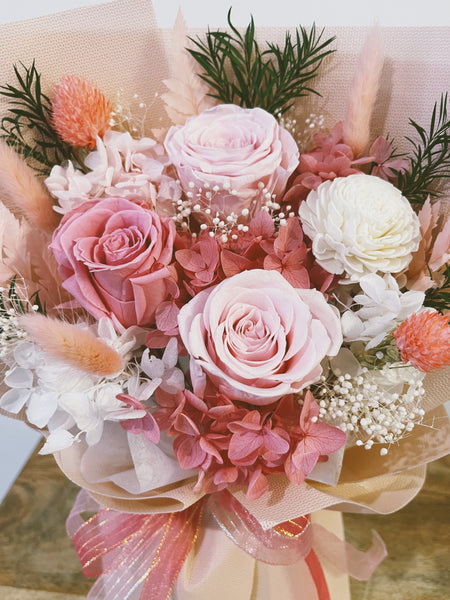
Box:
left=67, top=489, right=387, bottom=600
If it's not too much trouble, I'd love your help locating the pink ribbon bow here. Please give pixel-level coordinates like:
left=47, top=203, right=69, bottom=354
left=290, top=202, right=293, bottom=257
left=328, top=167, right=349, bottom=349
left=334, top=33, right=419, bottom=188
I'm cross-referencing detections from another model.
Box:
left=67, top=489, right=386, bottom=600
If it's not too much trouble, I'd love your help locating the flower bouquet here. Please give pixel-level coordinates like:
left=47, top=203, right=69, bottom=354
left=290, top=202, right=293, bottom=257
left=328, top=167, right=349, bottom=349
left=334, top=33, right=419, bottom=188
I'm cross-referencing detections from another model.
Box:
left=0, top=2, right=449, bottom=599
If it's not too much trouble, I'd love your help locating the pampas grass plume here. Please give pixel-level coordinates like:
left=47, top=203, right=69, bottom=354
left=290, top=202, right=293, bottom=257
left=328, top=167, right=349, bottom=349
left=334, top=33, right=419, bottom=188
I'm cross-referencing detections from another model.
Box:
left=0, top=140, right=59, bottom=232
left=19, top=313, right=124, bottom=377
left=343, top=25, right=383, bottom=157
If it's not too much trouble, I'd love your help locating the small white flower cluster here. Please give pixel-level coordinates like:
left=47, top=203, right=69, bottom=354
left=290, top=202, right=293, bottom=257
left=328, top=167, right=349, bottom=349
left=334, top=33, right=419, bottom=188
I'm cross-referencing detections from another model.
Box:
left=278, top=112, right=325, bottom=151
left=173, top=179, right=297, bottom=242
left=317, top=364, right=426, bottom=454
left=110, top=88, right=152, bottom=138
left=0, top=286, right=40, bottom=359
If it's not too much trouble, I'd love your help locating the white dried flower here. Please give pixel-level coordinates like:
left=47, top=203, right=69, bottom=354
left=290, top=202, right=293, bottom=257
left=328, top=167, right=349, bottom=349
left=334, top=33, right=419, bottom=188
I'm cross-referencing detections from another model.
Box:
left=45, top=130, right=180, bottom=215
left=299, top=174, right=421, bottom=281
left=341, top=273, right=425, bottom=349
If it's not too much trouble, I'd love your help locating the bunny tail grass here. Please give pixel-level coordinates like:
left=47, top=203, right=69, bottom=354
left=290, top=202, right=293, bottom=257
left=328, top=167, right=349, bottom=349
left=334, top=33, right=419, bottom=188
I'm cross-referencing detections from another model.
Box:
left=0, top=140, right=59, bottom=232
left=343, top=25, right=383, bottom=157
left=19, top=313, right=124, bottom=377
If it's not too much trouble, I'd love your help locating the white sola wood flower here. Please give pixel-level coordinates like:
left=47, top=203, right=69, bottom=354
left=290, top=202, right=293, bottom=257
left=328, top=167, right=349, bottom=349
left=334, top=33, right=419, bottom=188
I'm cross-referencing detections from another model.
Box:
left=341, top=273, right=425, bottom=349
left=299, top=174, right=421, bottom=281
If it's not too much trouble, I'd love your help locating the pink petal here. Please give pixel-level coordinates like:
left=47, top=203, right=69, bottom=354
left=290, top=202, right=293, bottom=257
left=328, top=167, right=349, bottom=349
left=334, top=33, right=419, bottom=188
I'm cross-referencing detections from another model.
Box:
left=308, top=421, right=347, bottom=454
left=199, top=437, right=223, bottom=463
left=249, top=210, right=275, bottom=238
left=262, top=428, right=290, bottom=455
left=174, top=412, right=200, bottom=436
left=175, top=248, right=206, bottom=272
left=213, top=466, right=239, bottom=486
left=284, top=454, right=307, bottom=485
left=274, top=217, right=304, bottom=255
left=142, top=413, right=160, bottom=443
left=291, top=439, right=320, bottom=476
left=155, top=301, right=180, bottom=332
left=228, top=431, right=262, bottom=464
left=174, top=435, right=206, bottom=470
left=299, top=391, right=320, bottom=432
left=246, top=468, right=269, bottom=500
left=220, top=250, right=253, bottom=277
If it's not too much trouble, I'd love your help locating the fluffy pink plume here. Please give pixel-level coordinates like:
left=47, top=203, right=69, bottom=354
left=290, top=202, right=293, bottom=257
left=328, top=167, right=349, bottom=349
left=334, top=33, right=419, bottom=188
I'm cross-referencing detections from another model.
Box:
left=343, top=25, right=383, bottom=156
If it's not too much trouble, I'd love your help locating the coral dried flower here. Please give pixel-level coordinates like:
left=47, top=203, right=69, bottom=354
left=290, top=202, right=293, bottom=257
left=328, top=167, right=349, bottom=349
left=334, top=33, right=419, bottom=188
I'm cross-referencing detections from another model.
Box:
left=51, top=75, right=112, bottom=149
left=393, top=310, right=450, bottom=372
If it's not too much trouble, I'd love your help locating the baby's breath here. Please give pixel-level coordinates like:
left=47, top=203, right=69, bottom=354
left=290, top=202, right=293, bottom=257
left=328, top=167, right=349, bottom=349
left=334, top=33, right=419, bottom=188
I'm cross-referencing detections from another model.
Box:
left=314, top=365, right=426, bottom=455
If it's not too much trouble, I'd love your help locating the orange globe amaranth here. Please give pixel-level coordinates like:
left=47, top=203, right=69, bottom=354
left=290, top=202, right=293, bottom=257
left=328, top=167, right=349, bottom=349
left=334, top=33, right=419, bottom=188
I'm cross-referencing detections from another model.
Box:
left=393, top=310, right=450, bottom=372
left=51, top=75, right=112, bottom=149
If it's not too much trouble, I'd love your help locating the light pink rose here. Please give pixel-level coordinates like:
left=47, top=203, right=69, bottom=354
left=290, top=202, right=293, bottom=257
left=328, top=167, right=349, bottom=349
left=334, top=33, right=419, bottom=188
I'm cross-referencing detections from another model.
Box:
left=50, top=197, right=177, bottom=328
left=164, top=104, right=299, bottom=216
left=178, top=269, right=342, bottom=405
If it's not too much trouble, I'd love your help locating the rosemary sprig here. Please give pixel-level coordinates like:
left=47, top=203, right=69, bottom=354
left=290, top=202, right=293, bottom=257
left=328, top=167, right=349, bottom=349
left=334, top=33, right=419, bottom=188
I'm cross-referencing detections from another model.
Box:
left=188, top=10, right=335, bottom=116
left=423, top=263, right=450, bottom=314
left=397, top=93, right=450, bottom=204
left=0, top=61, right=75, bottom=174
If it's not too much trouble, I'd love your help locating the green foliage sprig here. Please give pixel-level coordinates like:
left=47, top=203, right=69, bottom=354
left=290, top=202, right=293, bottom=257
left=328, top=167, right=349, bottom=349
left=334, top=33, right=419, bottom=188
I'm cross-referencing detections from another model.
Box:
left=397, top=93, right=450, bottom=204
left=0, top=61, right=75, bottom=174
left=187, top=10, right=335, bottom=116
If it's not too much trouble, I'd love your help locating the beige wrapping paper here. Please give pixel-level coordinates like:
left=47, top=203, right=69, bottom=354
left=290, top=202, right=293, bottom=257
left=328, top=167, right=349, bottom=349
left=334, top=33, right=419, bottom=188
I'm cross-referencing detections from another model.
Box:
left=171, top=511, right=351, bottom=600
left=0, top=3, right=449, bottom=599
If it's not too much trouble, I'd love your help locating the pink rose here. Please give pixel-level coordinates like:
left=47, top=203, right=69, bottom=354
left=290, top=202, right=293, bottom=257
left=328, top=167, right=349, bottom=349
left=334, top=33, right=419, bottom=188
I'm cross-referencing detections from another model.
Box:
left=178, top=269, right=342, bottom=405
left=164, top=104, right=299, bottom=216
left=50, top=197, right=177, bottom=328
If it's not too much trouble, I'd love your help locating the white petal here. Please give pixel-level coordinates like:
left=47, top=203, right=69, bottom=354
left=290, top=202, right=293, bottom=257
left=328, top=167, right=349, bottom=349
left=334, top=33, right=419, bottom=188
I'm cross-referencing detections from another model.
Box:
left=341, top=311, right=363, bottom=340
left=0, top=388, right=30, bottom=413
left=162, top=337, right=179, bottom=369
left=4, top=367, right=33, bottom=389
left=39, top=429, right=74, bottom=454
left=141, top=349, right=165, bottom=379
left=13, top=342, right=42, bottom=368
left=26, top=390, right=58, bottom=428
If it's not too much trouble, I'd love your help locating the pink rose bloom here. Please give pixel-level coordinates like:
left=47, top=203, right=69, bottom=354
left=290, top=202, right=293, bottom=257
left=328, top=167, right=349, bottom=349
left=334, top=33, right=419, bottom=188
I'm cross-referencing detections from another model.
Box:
left=50, top=197, right=177, bottom=328
left=164, top=104, right=299, bottom=216
left=178, top=269, right=342, bottom=405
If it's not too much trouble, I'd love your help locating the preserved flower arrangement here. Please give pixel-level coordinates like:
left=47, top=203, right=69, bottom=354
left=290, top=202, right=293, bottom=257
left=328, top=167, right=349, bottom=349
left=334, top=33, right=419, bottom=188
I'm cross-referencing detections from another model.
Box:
left=0, top=6, right=449, bottom=600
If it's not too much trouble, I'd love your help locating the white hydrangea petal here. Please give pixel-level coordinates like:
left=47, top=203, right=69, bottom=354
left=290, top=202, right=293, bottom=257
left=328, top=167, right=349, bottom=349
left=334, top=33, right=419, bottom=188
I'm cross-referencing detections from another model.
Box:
left=86, top=422, right=104, bottom=446
left=0, top=388, right=31, bottom=413
left=97, top=317, right=117, bottom=341
left=138, top=378, right=162, bottom=399
left=39, top=429, right=74, bottom=455
left=161, top=368, right=185, bottom=393
left=13, top=342, right=43, bottom=368
left=163, top=338, right=179, bottom=369
left=341, top=311, right=364, bottom=340
left=141, top=350, right=165, bottom=379
left=26, top=390, right=58, bottom=428
left=4, top=367, right=33, bottom=389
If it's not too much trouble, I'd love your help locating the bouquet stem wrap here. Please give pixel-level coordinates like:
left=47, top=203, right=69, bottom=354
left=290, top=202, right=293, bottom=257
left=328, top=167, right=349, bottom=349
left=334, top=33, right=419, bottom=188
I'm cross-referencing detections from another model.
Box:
left=67, top=490, right=386, bottom=600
